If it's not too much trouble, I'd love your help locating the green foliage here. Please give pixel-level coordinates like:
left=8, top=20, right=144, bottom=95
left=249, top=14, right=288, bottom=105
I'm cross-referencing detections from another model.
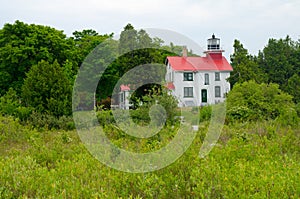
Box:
left=229, top=37, right=300, bottom=105
left=129, top=107, right=151, bottom=125
left=96, top=23, right=182, bottom=102
left=22, top=60, right=72, bottom=117
left=257, top=36, right=300, bottom=104
left=72, top=29, right=112, bottom=66
left=63, top=59, right=77, bottom=87
left=199, top=105, right=212, bottom=122
left=0, top=115, right=30, bottom=143
left=0, top=87, right=74, bottom=130
left=27, top=112, right=75, bottom=131
left=134, top=86, right=179, bottom=124
left=0, top=20, right=75, bottom=95
left=0, top=21, right=299, bottom=198
left=96, top=110, right=115, bottom=126
left=296, top=103, right=300, bottom=117
left=0, top=88, right=21, bottom=116
left=226, top=81, right=297, bottom=124
left=0, top=117, right=299, bottom=198
left=0, top=88, right=32, bottom=121
left=287, top=73, right=300, bottom=103
left=228, top=40, right=266, bottom=86
left=259, top=36, right=298, bottom=89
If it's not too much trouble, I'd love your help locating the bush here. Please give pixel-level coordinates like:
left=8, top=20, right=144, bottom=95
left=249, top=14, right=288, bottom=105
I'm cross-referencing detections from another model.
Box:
left=226, top=81, right=297, bottom=124
left=0, top=88, right=33, bottom=121
left=130, top=108, right=151, bottom=125
left=135, top=86, right=179, bottom=124
left=296, top=103, right=300, bottom=117
left=0, top=115, right=28, bottom=142
left=276, top=107, right=299, bottom=127
left=96, top=110, right=115, bottom=126
left=0, top=88, right=19, bottom=116
left=199, top=105, right=212, bottom=122
left=28, top=112, right=75, bottom=130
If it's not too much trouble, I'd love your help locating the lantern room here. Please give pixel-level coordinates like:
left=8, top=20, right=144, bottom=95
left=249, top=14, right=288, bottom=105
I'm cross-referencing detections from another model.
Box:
left=207, top=34, right=220, bottom=50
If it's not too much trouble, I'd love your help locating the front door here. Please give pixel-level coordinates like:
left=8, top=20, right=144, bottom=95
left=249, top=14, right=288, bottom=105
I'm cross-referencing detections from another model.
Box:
left=201, top=89, right=207, bottom=103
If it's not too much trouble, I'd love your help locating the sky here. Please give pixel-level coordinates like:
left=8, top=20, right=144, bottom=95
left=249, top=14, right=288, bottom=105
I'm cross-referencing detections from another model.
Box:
left=1, top=0, right=300, bottom=58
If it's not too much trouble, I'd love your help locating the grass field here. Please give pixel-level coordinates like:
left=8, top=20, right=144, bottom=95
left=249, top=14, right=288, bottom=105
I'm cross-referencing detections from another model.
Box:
left=0, top=115, right=299, bottom=198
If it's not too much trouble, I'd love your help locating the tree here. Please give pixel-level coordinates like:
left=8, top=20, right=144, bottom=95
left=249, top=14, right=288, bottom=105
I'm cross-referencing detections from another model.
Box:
left=22, top=60, right=72, bottom=117
left=72, top=29, right=112, bottom=66
left=228, top=40, right=265, bottom=87
left=0, top=20, right=75, bottom=95
left=118, top=23, right=138, bottom=55
left=96, top=24, right=168, bottom=102
left=257, top=36, right=300, bottom=103
left=258, top=36, right=296, bottom=89
left=287, top=74, right=300, bottom=103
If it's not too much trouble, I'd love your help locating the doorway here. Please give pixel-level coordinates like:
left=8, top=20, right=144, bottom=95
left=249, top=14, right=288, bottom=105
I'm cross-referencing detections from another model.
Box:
left=201, top=89, right=207, bottom=103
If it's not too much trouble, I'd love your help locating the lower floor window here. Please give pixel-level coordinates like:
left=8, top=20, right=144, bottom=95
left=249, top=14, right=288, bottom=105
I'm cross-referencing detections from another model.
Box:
left=215, top=86, right=221, bottom=97
left=184, top=87, right=193, bottom=97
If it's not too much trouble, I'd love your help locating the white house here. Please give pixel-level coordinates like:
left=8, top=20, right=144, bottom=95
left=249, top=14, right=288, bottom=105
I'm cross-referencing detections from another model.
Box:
left=165, top=34, right=233, bottom=107
left=118, top=84, right=132, bottom=109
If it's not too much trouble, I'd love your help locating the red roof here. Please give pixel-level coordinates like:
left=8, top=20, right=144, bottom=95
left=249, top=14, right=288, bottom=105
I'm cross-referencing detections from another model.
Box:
left=166, top=82, right=175, bottom=90
left=167, top=53, right=233, bottom=71
left=120, top=84, right=130, bottom=91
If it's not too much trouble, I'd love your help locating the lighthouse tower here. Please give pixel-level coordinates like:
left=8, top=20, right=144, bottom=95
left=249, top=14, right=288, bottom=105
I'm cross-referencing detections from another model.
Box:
left=204, top=34, right=224, bottom=59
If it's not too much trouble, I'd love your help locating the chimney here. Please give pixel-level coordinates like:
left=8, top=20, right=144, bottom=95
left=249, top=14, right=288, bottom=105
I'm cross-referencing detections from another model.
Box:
left=182, top=46, right=187, bottom=57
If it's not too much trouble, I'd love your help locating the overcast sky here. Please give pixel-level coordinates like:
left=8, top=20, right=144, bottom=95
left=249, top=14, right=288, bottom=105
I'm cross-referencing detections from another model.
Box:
left=1, top=0, right=300, bottom=58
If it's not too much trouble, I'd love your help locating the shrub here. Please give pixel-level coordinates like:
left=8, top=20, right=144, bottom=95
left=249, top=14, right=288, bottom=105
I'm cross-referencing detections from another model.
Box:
left=276, top=107, right=299, bottom=127
left=28, top=112, right=75, bottom=130
left=0, top=88, right=33, bottom=121
left=130, top=107, right=151, bottom=125
left=226, top=81, right=296, bottom=124
left=0, top=88, right=19, bottom=116
left=96, top=110, right=115, bottom=126
left=296, top=103, right=300, bottom=117
left=199, top=105, right=212, bottom=122
left=135, top=86, right=179, bottom=124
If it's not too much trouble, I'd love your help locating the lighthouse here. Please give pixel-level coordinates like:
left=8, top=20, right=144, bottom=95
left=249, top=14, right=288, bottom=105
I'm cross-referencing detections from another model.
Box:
left=205, top=34, right=224, bottom=59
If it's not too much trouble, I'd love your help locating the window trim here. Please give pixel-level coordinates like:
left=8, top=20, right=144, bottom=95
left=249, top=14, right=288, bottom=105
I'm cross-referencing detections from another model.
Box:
left=184, top=87, right=193, bottom=98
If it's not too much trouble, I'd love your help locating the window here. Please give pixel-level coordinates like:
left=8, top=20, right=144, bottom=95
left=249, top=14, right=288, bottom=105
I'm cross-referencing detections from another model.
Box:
left=120, top=92, right=124, bottom=102
left=215, top=86, right=221, bottom=98
left=215, top=72, right=220, bottom=81
left=183, top=72, right=193, bottom=81
left=184, top=87, right=193, bottom=98
left=204, top=73, right=209, bottom=85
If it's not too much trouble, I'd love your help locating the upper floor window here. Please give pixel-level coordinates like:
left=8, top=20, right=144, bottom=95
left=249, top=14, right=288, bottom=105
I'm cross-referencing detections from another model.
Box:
left=215, top=72, right=220, bottom=81
left=204, top=73, right=209, bottom=85
left=183, top=72, right=193, bottom=81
